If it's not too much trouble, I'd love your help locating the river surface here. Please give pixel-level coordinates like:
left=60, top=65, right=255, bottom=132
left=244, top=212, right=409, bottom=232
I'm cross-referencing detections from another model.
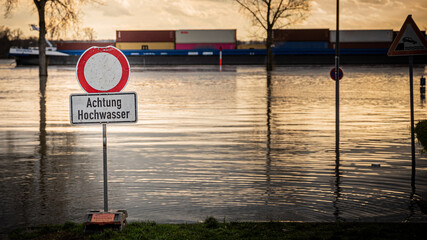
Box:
left=1, top=63, right=427, bottom=232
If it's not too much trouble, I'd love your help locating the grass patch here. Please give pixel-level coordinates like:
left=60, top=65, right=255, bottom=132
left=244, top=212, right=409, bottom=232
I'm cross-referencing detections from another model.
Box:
left=8, top=218, right=427, bottom=240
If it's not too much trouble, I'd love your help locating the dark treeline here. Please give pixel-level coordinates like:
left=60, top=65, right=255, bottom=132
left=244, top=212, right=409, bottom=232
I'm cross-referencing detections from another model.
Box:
left=0, top=26, right=37, bottom=58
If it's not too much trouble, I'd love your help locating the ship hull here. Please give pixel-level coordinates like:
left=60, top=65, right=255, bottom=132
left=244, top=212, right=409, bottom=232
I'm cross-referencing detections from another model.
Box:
left=12, top=54, right=427, bottom=66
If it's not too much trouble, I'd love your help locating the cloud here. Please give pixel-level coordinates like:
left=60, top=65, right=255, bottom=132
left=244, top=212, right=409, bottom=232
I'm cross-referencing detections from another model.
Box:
left=2, top=0, right=427, bottom=40
left=357, top=0, right=390, bottom=4
left=298, top=0, right=427, bottom=31
left=95, top=0, right=132, bottom=17
left=414, top=2, right=427, bottom=11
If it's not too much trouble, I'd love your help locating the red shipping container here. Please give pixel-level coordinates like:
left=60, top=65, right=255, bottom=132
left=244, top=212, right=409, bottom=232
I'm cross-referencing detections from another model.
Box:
left=175, top=43, right=236, bottom=50
left=56, top=41, right=114, bottom=50
left=116, top=30, right=175, bottom=42
left=272, top=29, right=330, bottom=42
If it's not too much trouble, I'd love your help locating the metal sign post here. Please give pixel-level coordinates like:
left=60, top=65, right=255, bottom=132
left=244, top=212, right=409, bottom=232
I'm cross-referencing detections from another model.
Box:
left=335, top=0, right=340, bottom=156
left=409, top=56, right=415, bottom=188
left=219, top=46, right=223, bottom=72
left=71, top=46, right=136, bottom=232
left=103, top=123, right=108, bottom=212
left=388, top=15, right=427, bottom=189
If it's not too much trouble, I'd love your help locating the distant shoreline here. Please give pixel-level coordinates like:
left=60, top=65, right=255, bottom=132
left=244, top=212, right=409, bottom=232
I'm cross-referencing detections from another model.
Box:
left=7, top=221, right=427, bottom=240
left=8, top=54, right=427, bottom=66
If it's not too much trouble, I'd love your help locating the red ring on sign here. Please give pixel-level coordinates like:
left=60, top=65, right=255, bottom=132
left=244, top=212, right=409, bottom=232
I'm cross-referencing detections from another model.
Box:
left=76, top=46, right=130, bottom=93
left=330, top=67, right=343, bottom=81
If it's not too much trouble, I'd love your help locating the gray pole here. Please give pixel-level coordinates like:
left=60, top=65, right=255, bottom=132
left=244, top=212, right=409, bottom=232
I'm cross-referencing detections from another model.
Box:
left=335, top=0, right=340, bottom=155
left=409, top=56, right=415, bottom=189
left=103, top=123, right=108, bottom=212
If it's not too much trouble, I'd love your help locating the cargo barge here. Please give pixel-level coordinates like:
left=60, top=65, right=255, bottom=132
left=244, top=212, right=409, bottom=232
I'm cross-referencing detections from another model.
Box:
left=12, top=48, right=427, bottom=66
left=9, top=28, right=427, bottom=65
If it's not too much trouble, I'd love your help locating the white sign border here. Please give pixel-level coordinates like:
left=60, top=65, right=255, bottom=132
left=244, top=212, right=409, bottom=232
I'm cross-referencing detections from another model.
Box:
left=388, top=15, right=427, bottom=56
left=76, top=46, right=131, bottom=93
left=70, top=92, right=138, bottom=125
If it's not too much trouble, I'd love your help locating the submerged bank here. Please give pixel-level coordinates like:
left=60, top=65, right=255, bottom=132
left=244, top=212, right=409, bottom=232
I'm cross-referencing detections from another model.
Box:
left=8, top=220, right=427, bottom=240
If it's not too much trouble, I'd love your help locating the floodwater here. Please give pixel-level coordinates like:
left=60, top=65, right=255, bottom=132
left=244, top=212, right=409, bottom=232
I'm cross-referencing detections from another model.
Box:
left=1, top=63, right=427, bottom=232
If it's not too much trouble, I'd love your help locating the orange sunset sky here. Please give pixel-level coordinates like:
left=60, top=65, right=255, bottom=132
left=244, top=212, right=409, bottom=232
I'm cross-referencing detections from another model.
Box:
left=1, top=0, right=426, bottom=41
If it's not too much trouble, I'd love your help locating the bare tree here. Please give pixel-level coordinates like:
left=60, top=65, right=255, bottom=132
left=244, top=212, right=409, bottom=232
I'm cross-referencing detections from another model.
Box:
left=235, top=0, right=310, bottom=70
left=83, top=27, right=96, bottom=41
left=3, top=0, right=97, bottom=76
left=10, top=28, right=23, bottom=41
left=72, top=26, right=96, bottom=41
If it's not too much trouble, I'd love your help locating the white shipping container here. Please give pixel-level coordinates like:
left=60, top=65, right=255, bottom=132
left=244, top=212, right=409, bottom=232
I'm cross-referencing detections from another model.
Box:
left=330, top=30, right=393, bottom=43
left=176, top=29, right=236, bottom=43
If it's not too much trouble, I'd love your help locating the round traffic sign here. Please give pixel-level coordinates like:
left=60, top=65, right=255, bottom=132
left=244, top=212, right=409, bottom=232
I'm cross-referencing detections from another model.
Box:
left=76, top=46, right=130, bottom=93
left=330, top=67, right=343, bottom=81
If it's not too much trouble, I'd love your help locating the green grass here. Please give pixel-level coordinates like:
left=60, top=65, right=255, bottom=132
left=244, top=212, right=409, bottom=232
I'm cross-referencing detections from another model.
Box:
left=8, top=218, right=427, bottom=240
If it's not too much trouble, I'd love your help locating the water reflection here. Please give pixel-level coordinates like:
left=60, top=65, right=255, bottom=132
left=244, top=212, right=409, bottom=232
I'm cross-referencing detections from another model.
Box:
left=1, top=65, right=427, bottom=232
left=265, top=72, right=272, bottom=206
left=39, top=75, right=47, bottom=164
left=333, top=154, right=342, bottom=222
left=38, top=75, right=48, bottom=222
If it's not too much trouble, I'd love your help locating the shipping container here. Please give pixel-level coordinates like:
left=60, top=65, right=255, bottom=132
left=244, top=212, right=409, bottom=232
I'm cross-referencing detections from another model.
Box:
left=273, top=41, right=329, bottom=49
left=175, top=43, right=236, bottom=50
left=56, top=41, right=115, bottom=50
left=272, top=29, right=330, bottom=42
left=116, top=30, right=175, bottom=42
left=116, top=42, right=175, bottom=50
left=237, top=44, right=265, bottom=49
left=175, top=29, right=236, bottom=44
left=330, top=30, right=393, bottom=43
left=329, top=42, right=391, bottom=49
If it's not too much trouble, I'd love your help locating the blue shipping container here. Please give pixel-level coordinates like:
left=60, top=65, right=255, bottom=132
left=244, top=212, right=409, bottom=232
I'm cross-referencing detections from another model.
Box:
left=273, top=41, right=329, bottom=49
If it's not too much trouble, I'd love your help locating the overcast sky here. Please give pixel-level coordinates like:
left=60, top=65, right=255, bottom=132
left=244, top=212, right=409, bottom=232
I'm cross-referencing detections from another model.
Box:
left=1, top=0, right=426, bottom=40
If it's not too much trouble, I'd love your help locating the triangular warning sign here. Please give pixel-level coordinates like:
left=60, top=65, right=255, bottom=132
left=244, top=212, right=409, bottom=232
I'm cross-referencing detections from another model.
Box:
left=388, top=15, right=427, bottom=56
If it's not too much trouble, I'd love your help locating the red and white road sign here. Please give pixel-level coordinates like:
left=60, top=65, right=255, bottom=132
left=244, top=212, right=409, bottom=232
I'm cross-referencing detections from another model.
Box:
left=388, top=15, right=427, bottom=56
left=330, top=67, right=343, bottom=81
left=76, top=46, right=130, bottom=93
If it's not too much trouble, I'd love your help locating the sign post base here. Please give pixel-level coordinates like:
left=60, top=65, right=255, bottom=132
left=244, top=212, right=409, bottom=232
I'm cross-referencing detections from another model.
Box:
left=84, top=209, right=128, bottom=233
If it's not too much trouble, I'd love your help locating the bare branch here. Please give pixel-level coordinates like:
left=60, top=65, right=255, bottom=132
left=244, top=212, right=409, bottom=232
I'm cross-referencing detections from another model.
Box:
left=234, top=0, right=311, bottom=70
left=3, top=0, right=18, bottom=17
left=3, top=0, right=99, bottom=39
left=256, top=0, right=267, bottom=25
left=271, top=0, right=284, bottom=24
left=235, top=0, right=268, bottom=30
left=235, top=0, right=310, bottom=32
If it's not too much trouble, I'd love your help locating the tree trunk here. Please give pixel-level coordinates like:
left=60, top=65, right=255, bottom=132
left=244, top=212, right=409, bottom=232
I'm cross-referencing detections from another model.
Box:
left=36, top=0, right=48, bottom=76
left=266, top=27, right=273, bottom=71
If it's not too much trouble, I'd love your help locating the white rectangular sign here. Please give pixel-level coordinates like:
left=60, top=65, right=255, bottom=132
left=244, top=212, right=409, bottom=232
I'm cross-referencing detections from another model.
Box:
left=70, top=92, right=137, bottom=124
